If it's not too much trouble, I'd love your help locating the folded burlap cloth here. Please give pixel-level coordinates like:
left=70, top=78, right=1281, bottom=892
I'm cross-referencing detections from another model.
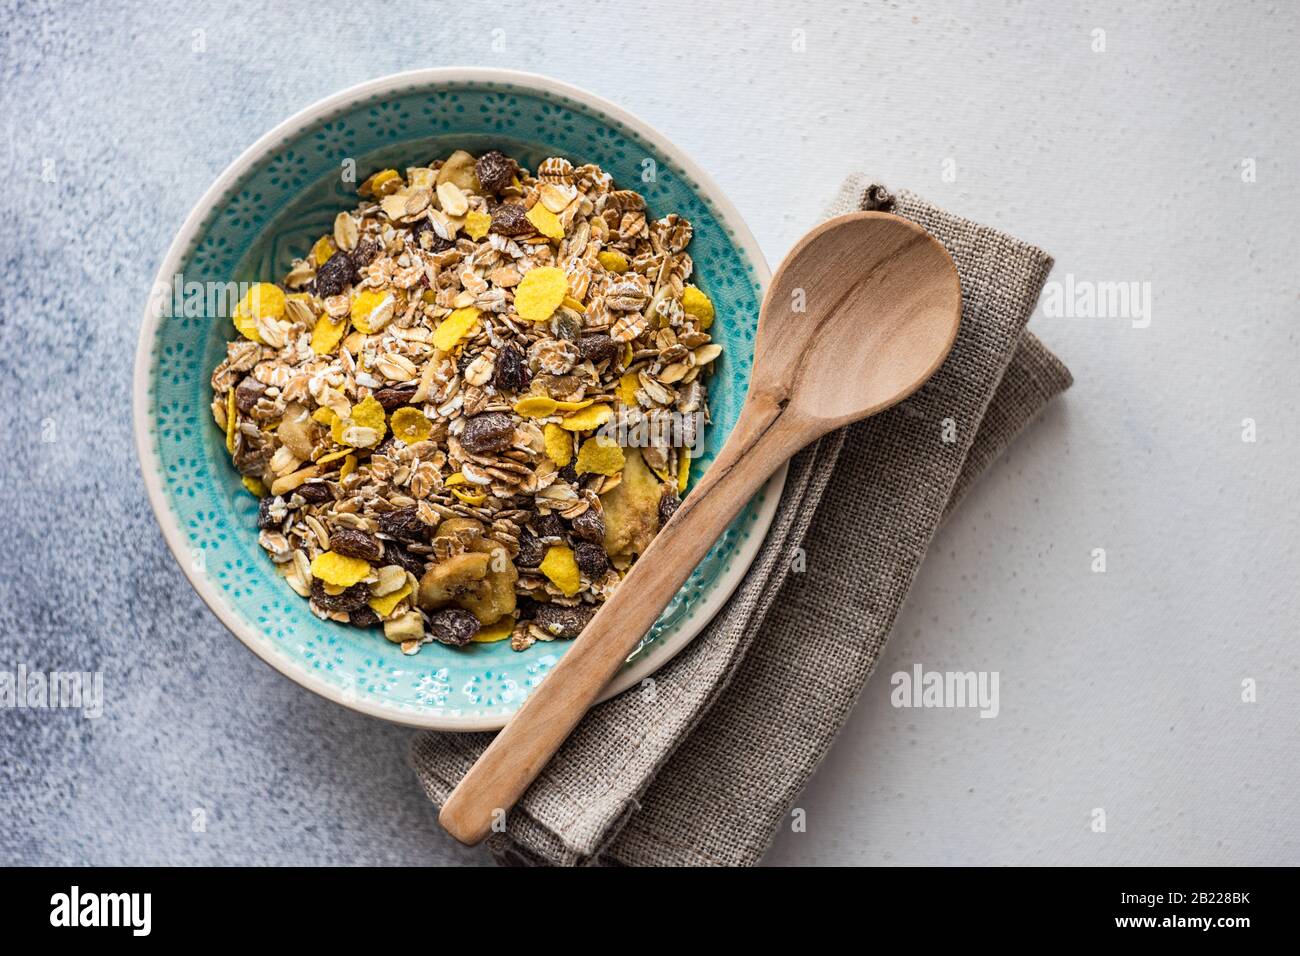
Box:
left=411, top=174, right=1073, bottom=866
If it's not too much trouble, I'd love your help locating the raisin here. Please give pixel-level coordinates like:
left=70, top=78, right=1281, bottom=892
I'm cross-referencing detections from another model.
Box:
left=578, top=335, right=620, bottom=366
left=490, top=202, right=532, bottom=237
left=411, top=216, right=454, bottom=253
left=493, top=343, right=530, bottom=393
left=427, top=607, right=480, bottom=647
left=311, top=578, right=370, bottom=612
left=373, top=383, right=417, bottom=411
left=515, top=530, right=545, bottom=568
left=533, top=603, right=595, bottom=640
left=298, top=481, right=333, bottom=504
left=384, top=541, right=426, bottom=577
left=315, top=251, right=356, bottom=298
left=570, top=507, right=604, bottom=544
left=379, top=506, right=425, bottom=542
left=532, top=513, right=566, bottom=540
left=659, top=488, right=680, bottom=525
left=257, top=496, right=278, bottom=530
left=573, top=541, right=609, bottom=578
left=234, top=375, right=266, bottom=413
left=514, top=594, right=541, bottom=621
left=329, top=527, right=384, bottom=562
left=372, top=436, right=400, bottom=459
left=349, top=605, right=381, bottom=628
left=459, top=412, right=515, bottom=455
left=558, top=463, right=578, bottom=484
left=475, top=150, right=517, bottom=194
left=351, top=238, right=379, bottom=270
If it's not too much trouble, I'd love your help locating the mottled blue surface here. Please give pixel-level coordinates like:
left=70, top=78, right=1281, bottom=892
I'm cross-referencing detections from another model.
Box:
left=0, top=0, right=509, bottom=866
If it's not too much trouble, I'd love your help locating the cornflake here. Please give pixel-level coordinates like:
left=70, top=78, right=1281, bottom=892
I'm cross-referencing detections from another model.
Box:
left=310, top=315, right=346, bottom=355
left=232, top=282, right=284, bottom=342
left=539, top=545, right=581, bottom=597
left=681, top=285, right=715, bottom=328
left=560, top=404, right=613, bottom=432
left=513, top=266, right=567, bottom=322
left=433, top=307, right=480, bottom=350
left=391, top=407, right=433, bottom=444
left=525, top=203, right=565, bottom=240
left=543, top=423, right=573, bottom=467
left=576, top=435, right=625, bottom=476
left=311, top=551, right=371, bottom=587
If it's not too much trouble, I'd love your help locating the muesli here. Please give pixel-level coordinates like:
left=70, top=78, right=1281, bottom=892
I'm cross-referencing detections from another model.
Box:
left=210, top=150, right=720, bottom=654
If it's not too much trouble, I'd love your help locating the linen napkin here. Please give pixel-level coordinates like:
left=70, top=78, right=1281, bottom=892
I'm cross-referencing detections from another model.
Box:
left=410, top=174, right=1073, bottom=866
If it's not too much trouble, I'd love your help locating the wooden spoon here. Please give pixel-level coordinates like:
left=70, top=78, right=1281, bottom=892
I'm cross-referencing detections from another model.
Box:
left=439, top=211, right=962, bottom=845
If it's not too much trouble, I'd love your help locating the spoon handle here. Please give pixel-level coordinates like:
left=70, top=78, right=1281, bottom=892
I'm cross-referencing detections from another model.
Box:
left=439, top=391, right=807, bottom=845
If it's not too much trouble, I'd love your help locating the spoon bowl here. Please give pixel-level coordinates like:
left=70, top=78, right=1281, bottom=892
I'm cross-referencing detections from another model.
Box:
left=759, top=212, right=962, bottom=429
left=439, top=211, right=963, bottom=845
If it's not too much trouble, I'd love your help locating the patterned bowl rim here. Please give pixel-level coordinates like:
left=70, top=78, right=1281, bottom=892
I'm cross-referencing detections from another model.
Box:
left=132, top=68, right=785, bottom=730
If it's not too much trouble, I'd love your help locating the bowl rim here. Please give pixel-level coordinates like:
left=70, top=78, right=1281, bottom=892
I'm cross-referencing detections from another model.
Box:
left=133, top=67, right=784, bottom=730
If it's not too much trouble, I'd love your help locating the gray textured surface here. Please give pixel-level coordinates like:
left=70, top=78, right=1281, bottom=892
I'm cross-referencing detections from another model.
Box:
left=2, top=0, right=1297, bottom=866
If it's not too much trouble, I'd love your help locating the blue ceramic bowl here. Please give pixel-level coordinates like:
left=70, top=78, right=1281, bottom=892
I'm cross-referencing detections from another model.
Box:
left=134, top=69, right=783, bottom=729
